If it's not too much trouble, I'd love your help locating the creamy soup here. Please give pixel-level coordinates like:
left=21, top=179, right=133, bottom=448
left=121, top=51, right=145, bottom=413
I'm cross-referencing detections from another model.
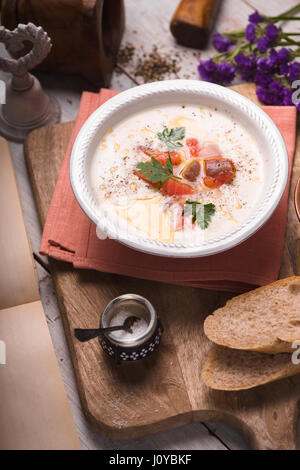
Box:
left=89, top=104, right=264, bottom=243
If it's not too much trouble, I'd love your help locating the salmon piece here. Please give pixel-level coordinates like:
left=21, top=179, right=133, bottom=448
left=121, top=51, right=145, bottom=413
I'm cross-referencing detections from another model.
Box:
left=203, top=157, right=236, bottom=188
left=198, top=143, right=221, bottom=159
left=161, top=178, right=194, bottom=196
left=186, top=138, right=200, bottom=158
left=134, top=170, right=193, bottom=196
left=140, top=146, right=182, bottom=165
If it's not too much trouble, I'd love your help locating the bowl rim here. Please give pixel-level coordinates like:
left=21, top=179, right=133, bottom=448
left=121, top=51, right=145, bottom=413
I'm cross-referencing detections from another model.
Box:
left=70, top=79, right=289, bottom=258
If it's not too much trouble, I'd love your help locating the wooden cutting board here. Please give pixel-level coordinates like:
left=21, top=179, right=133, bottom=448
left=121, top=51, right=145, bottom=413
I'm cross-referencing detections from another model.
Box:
left=24, top=83, right=300, bottom=450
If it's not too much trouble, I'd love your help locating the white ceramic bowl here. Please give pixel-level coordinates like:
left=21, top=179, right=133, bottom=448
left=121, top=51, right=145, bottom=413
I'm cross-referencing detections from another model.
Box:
left=70, top=80, right=289, bottom=258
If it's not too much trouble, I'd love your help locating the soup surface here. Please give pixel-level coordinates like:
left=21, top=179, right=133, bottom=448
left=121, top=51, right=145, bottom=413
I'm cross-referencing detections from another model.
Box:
left=89, top=104, right=264, bottom=243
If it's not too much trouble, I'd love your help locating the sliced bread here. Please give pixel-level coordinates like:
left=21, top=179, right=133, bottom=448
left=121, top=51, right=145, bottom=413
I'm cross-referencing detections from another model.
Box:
left=204, top=277, right=300, bottom=354
left=202, top=345, right=300, bottom=391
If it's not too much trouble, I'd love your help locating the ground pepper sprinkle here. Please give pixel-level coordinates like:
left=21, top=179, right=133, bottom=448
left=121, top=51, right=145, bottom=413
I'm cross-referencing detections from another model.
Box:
left=134, top=45, right=181, bottom=82
left=117, top=43, right=181, bottom=83
left=117, top=43, right=136, bottom=65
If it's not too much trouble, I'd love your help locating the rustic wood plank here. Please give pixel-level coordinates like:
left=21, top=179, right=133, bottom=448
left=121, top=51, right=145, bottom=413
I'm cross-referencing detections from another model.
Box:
left=4, top=0, right=299, bottom=451
left=25, top=83, right=300, bottom=450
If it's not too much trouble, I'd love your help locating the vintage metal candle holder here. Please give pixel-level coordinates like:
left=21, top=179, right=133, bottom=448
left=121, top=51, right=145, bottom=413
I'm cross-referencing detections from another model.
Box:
left=0, top=23, right=60, bottom=142
left=99, top=294, right=163, bottom=363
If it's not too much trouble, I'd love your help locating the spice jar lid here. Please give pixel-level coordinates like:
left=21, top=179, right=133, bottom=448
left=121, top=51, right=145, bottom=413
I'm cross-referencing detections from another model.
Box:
left=100, top=294, right=157, bottom=348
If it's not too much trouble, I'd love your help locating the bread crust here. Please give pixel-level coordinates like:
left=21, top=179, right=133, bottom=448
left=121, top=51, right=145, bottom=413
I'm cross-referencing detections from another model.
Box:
left=204, top=277, right=300, bottom=355
left=202, top=344, right=300, bottom=391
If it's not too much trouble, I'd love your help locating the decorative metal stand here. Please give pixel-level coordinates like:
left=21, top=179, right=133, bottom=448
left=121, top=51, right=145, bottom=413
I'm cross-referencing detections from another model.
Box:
left=0, top=23, right=60, bottom=143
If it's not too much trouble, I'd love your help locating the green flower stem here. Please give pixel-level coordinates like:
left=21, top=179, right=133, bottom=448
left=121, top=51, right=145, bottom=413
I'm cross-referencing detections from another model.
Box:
left=269, top=4, right=300, bottom=20
left=222, top=6, right=300, bottom=38
left=280, top=38, right=300, bottom=45
left=277, top=40, right=300, bottom=46
left=273, top=17, right=300, bottom=21
left=213, top=52, right=228, bottom=61
left=213, top=42, right=251, bottom=64
left=223, top=31, right=245, bottom=38
left=227, top=43, right=245, bottom=60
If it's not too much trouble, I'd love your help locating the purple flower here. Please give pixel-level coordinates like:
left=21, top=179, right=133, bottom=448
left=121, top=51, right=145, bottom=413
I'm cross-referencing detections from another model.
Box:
left=266, top=48, right=291, bottom=76
left=257, top=85, right=282, bottom=105
left=218, top=62, right=236, bottom=84
left=213, top=33, right=232, bottom=52
left=256, top=86, right=275, bottom=104
left=266, top=24, right=279, bottom=41
left=198, top=59, right=218, bottom=82
left=256, top=79, right=285, bottom=106
left=257, top=37, right=269, bottom=53
left=254, top=71, right=272, bottom=87
left=235, top=53, right=257, bottom=81
left=198, top=59, right=235, bottom=85
left=257, top=57, right=274, bottom=73
left=277, top=48, right=291, bottom=64
left=279, top=63, right=289, bottom=76
left=289, top=62, right=300, bottom=82
left=245, top=23, right=256, bottom=43
left=249, top=11, right=264, bottom=24
left=269, top=48, right=291, bottom=66
left=282, top=88, right=293, bottom=106
left=257, top=24, right=279, bottom=52
left=269, top=80, right=284, bottom=98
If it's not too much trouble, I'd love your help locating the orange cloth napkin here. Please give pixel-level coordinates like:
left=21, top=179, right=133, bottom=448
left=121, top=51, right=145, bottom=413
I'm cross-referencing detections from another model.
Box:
left=40, top=89, right=297, bottom=293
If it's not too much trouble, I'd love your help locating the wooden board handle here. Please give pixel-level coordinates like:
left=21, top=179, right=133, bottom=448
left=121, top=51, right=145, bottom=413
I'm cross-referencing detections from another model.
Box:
left=221, top=381, right=300, bottom=450
left=247, top=408, right=299, bottom=451
left=170, top=0, right=220, bottom=49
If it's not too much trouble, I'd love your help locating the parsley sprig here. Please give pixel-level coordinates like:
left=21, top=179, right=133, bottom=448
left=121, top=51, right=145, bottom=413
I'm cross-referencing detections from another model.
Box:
left=136, top=126, right=185, bottom=186
left=136, top=156, right=173, bottom=186
left=157, top=127, right=185, bottom=151
left=183, top=200, right=216, bottom=230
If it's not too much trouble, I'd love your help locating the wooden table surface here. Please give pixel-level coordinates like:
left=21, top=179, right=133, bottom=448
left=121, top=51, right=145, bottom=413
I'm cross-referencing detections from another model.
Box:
left=2, top=0, right=299, bottom=450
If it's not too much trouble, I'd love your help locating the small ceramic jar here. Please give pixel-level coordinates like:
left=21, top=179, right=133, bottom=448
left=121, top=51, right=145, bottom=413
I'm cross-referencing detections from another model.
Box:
left=99, top=294, right=163, bottom=363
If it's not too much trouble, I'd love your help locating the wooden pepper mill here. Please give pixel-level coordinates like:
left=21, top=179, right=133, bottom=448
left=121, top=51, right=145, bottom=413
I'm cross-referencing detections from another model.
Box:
left=170, top=0, right=221, bottom=49
left=0, top=0, right=125, bottom=87
left=0, top=23, right=60, bottom=142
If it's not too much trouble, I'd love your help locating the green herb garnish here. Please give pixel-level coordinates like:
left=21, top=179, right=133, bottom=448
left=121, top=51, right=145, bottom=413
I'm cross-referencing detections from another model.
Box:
left=183, top=200, right=216, bottom=230
left=164, top=153, right=173, bottom=174
left=157, top=127, right=185, bottom=151
left=136, top=156, right=173, bottom=185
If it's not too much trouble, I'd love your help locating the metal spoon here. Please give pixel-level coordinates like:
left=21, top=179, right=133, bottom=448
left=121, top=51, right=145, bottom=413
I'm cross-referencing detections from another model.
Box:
left=74, top=316, right=141, bottom=343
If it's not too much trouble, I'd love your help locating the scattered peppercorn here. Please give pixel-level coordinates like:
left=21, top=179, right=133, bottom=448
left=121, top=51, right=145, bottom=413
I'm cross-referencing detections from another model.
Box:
left=134, top=45, right=181, bottom=83
left=117, top=43, right=136, bottom=66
